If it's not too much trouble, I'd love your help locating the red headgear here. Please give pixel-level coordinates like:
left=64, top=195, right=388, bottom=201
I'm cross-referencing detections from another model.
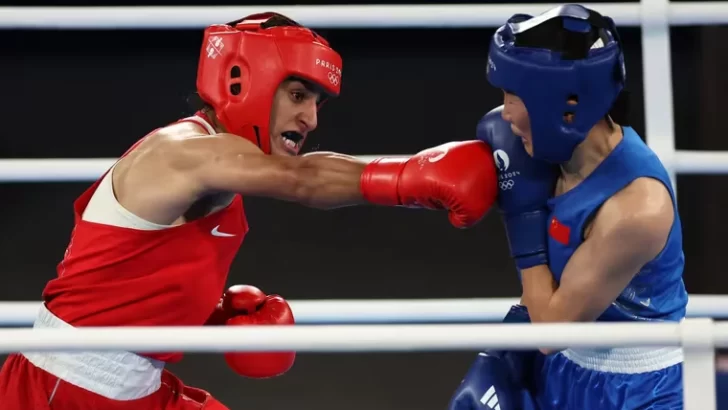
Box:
left=196, top=12, right=343, bottom=154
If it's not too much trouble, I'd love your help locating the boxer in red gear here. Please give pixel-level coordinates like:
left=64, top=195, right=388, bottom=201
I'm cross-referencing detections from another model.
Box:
left=0, top=12, right=498, bottom=410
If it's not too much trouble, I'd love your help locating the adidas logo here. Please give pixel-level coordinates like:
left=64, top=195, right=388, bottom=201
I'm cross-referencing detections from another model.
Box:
left=480, top=385, right=500, bottom=410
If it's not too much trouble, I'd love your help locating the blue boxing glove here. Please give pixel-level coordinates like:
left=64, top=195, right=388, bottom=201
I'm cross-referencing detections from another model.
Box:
left=448, top=306, right=540, bottom=410
left=476, top=106, right=559, bottom=270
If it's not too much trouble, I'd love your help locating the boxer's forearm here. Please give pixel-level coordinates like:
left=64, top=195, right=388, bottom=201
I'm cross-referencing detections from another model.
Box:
left=520, top=265, right=559, bottom=323
left=520, top=265, right=567, bottom=354
left=521, top=264, right=602, bottom=325
left=291, top=152, right=368, bottom=209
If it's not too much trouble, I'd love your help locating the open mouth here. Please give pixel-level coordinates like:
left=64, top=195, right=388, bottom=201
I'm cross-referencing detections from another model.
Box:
left=280, top=131, right=304, bottom=155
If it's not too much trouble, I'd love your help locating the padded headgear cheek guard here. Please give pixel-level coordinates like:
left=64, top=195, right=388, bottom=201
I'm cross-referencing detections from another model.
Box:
left=196, top=12, right=343, bottom=154
left=487, top=4, right=626, bottom=164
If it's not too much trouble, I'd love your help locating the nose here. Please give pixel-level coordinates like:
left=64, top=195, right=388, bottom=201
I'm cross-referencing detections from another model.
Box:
left=298, top=101, right=318, bottom=132
left=501, top=106, right=512, bottom=123
left=501, top=93, right=514, bottom=122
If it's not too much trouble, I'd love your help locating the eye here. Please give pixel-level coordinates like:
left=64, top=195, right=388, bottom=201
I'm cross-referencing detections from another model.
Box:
left=291, top=91, right=305, bottom=102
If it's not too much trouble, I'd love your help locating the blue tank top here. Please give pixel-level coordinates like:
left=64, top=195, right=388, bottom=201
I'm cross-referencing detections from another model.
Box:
left=545, top=126, right=687, bottom=322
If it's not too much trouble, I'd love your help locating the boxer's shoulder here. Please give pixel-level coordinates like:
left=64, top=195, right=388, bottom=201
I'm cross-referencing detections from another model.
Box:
left=588, top=176, right=674, bottom=250
left=606, top=177, right=673, bottom=221
left=121, top=122, right=258, bottom=173
left=109, top=123, right=254, bottom=222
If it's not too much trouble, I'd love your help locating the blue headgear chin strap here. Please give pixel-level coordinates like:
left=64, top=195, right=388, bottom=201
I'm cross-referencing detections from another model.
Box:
left=487, top=4, right=626, bottom=164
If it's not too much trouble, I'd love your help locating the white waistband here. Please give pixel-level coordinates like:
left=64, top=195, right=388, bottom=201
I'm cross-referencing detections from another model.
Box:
left=560, top=346, right=684, bottom=374
left=22, top=304, right=165, bottom=400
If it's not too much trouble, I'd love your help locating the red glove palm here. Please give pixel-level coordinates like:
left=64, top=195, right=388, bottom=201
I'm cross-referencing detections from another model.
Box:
left=215, top=285, right=296, bottom=379
left=360, top=141, right=498, bottom=228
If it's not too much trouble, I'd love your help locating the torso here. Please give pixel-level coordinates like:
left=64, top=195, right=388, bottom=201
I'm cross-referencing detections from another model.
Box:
left=546, top=126, right=687, bottom=322
left=41, top=113, right=249, bottom=363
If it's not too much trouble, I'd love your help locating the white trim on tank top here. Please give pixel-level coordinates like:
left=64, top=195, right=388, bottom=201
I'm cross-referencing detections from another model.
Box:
left=81, top=116, right=216, bottom=230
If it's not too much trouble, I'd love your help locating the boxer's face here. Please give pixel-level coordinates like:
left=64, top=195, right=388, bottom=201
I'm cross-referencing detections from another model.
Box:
left=269, top=79, right=322, bottom=156
left=501, top=91, right=533, bottom=156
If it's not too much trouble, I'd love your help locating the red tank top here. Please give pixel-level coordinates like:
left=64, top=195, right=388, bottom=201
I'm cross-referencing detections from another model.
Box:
left=42, top=114, right=248, bottom=363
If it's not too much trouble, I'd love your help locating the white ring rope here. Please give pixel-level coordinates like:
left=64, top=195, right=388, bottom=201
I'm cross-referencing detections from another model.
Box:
left=0, top=318, right=721, bottom=410
left=3, top=152, right=728, bottom=182
left=1, top=295, right=727, bottom=327
left=1, top=3, right=728, bottom=29
left=0, top=319, right=724, bottom=354
left=2, top=4, right=723, bottom=409
left=0, top=158, right=374, bottom=183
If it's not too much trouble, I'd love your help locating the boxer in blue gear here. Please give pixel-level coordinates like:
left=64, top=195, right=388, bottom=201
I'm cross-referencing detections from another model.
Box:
left=450, top=4, right=687, bottom=409
left=447, top=108, right=555, bottom=410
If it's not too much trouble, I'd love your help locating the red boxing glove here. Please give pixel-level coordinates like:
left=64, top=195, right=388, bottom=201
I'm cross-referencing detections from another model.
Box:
left=219, top=285, right=296, bottom=379
left=204, top=299, right=230, bottom=326
left=360, top=141, right=498, bottom=228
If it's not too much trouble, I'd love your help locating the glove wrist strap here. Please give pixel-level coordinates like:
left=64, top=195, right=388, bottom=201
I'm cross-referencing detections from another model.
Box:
left=360, top=158, right=408, bottom=206
left=503, top=209, right=550, bottom=270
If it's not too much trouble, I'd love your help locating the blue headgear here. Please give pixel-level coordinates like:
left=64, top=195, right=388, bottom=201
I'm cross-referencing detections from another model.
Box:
left=486, top=4, right=626, bottom=163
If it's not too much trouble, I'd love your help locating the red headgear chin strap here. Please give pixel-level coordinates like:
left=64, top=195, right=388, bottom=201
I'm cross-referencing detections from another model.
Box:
left=196, top=12, right=343, bottom=154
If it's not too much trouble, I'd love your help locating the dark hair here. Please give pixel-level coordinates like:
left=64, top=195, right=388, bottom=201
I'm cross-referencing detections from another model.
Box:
left=606, top=89, right=631, bottom=128
left=185, top=92, right=213, bottom=117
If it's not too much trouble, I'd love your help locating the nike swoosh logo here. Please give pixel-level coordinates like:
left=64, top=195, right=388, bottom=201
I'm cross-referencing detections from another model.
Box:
left=211, top=225, right=235, bottom=237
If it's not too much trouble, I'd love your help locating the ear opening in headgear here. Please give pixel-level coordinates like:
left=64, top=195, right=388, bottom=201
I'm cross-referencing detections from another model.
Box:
left=230, top=66, right=241, bottom=78
left=564, top=96, right=578, bottom=124
left=229, top=65, right=243, bottom=96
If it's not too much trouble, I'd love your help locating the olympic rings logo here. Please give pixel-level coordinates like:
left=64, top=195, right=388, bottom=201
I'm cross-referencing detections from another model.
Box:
left=327, top=72, right=340, bottom=86
left=499, top=180, right=515, bottom=190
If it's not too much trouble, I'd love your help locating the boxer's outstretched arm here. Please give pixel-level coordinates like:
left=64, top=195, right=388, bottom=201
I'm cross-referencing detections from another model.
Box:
left=178, top=134, right=368, bottom=209
left=520, top=177, right=674, bottom=326
left=166, top=133, right=497, bottom=225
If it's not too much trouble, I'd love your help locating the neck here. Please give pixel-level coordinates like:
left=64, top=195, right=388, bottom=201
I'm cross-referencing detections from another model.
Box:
left=559, top=120, right=623, bottom=185
left=200, top=107, right=228, bottom=134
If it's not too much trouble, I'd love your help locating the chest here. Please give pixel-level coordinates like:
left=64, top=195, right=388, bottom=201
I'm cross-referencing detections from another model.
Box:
left=546, top=190, right=606, bottom=282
